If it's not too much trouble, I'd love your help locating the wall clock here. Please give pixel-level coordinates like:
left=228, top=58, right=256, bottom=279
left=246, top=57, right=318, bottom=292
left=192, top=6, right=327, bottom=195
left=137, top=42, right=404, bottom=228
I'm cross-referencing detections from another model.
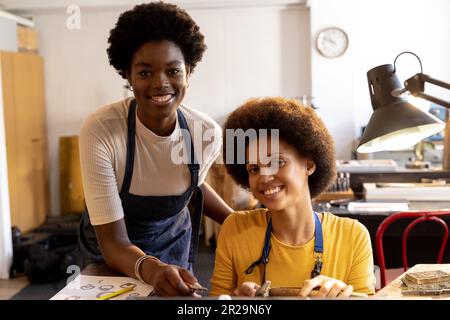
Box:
left=316, top=27, right=349, bottom=58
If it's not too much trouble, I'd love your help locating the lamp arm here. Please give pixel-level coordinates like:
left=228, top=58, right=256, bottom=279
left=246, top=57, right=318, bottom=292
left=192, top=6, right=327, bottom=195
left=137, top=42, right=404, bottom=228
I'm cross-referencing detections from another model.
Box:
left=403, top=73, right=450, bottom=170
left=404, top=73, right=450, bottom=109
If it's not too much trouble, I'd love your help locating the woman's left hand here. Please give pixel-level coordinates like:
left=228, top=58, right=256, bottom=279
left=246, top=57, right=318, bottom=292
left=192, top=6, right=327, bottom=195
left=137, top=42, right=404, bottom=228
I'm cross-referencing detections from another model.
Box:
left=232, top=281, right=260, bottom=296
left=299, top=275, right=353, bottom=297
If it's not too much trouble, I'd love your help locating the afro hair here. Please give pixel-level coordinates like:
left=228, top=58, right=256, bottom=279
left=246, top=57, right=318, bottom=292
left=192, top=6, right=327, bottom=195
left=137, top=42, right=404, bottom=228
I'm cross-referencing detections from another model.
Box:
left=107, top=1, right=207, bottom=79
left=223, top=97, right=336, bottom=199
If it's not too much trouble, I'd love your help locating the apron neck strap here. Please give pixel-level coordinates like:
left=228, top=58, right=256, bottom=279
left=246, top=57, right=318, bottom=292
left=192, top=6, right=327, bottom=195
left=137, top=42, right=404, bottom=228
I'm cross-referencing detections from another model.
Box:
left=176, top=109, right=200, bottom=186
left=244, top=211, right=324, bottom=280
left=121, top=101, right=200, bottom=193
left=121, top=99, right=137, bottom=193
left=245, top=217, right=272, bottom=275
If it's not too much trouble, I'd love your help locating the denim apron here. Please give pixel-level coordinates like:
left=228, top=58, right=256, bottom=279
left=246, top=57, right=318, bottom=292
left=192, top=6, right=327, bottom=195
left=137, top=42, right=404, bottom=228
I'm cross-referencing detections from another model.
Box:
left=244, top=211, right=323, bottom=284
left=78, top=99, right=204, bottom=271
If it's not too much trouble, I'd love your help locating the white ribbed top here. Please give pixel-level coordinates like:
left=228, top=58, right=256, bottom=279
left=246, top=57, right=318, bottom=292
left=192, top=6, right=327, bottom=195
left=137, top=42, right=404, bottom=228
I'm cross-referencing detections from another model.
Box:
left=79, top=98, right=222, bottom=225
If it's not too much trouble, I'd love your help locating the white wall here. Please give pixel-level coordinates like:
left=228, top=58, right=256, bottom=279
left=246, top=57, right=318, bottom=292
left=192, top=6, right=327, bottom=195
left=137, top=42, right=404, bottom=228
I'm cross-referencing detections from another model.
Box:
left=31, top=4, right=310, bottom=216
left=0, top=17, right=18, bottom=51
left=352, top=0, right=450, bottom=137
left=186, top=6, right=310, bottom=123
left=310, top=0, right=355, bottom=159
left=1, top=0, right=307, bottom=10
left=310, top=0, right=450, bottom=159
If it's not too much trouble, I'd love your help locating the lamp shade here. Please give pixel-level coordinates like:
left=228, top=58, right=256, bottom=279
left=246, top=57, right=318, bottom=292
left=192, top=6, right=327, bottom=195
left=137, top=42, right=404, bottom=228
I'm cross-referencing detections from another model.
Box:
left=357, top=64, right=445, bottom=153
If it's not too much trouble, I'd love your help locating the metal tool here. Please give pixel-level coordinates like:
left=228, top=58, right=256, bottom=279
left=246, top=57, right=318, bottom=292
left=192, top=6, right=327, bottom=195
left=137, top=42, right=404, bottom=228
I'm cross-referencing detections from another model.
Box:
left=187, top=283, right=208, bottom=293
left=256, top=280, right=271, bottom=297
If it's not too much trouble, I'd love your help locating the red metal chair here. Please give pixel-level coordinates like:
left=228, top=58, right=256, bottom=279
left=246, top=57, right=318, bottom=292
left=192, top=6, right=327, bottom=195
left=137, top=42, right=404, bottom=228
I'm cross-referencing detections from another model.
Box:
left=375, top=210, right=450, bottom=288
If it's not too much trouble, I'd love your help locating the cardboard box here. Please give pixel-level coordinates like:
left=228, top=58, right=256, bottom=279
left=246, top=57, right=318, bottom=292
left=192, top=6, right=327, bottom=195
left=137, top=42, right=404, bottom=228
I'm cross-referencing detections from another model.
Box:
left=17, top=25, right=38, bottom=53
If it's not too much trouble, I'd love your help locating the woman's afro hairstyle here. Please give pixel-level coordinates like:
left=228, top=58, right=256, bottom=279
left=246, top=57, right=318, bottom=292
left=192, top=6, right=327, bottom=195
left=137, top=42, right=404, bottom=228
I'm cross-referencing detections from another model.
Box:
left=223, top=97, right=336, bottom=199
left=107, top=1, right=207, bottom=79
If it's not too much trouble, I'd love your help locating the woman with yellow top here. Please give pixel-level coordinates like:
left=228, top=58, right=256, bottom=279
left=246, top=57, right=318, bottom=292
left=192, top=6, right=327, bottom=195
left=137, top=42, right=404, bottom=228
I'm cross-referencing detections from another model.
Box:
left=210, top=97, right=376, bottom=297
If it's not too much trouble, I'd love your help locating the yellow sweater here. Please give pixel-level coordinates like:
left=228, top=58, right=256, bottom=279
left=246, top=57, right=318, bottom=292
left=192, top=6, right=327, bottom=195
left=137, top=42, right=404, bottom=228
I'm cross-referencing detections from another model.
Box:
left=210, top=209, right=375, bottom=295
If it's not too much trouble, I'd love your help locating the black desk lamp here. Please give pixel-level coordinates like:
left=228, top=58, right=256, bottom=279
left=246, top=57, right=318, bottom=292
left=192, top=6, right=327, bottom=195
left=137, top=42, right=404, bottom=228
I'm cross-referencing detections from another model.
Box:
left=357, top=52, right=450, bottom=170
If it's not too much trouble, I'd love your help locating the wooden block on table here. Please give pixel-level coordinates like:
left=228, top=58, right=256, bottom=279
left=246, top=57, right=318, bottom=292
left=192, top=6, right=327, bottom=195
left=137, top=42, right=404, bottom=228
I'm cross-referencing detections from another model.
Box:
left=405, top=270, right=450, bottom=285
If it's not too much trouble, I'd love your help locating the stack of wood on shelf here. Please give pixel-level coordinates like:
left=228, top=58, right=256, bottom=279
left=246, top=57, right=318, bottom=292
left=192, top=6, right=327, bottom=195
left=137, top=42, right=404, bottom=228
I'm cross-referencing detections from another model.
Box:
left=17, top=25, right=38, bottom=53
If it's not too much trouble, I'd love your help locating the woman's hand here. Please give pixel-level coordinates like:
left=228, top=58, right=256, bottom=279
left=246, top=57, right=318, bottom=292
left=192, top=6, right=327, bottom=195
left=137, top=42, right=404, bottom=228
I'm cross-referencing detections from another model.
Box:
left=144, top=260, right=201, bottom=297
left=232, top=281, right=260, bottom=296
left=299, top=275, right=353, bottom=297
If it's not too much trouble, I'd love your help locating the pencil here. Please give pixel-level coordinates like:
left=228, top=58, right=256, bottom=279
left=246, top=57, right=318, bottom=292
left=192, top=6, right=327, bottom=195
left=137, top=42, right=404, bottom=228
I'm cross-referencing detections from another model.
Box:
left=96, top=287, right=134, bottom=300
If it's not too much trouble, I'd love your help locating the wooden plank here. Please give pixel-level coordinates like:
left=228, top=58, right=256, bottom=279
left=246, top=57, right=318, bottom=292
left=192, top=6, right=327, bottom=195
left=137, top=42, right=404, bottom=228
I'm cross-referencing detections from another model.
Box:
left=444, top=115, right=450, bottom=170
left=1, top=52, right=19, bottom=231
left=1, top=51, right=49, bottom=233
left=59, top=135, right=85, bottom=214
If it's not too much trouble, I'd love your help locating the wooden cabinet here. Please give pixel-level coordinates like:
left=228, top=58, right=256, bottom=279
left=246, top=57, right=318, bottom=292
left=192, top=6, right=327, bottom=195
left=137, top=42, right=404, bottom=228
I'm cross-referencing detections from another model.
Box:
left=1, top=51, right=49, bottom=233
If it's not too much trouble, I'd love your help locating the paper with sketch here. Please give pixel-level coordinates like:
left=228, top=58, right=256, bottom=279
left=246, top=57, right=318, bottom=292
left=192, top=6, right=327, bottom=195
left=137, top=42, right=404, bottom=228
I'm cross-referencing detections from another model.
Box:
left=50, top=274, right=153, bottom=300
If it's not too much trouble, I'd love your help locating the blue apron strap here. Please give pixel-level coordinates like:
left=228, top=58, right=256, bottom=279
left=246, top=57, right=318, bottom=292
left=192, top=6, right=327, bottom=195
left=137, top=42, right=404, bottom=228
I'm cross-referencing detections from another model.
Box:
left=176, top=109, right=203, bottom=263
left=311, top=211, right=323, bottom=278
left=245, top=218, right=272, bottom=275
left=313, top=212, right=323, bottom=253
left=244, top=212, right=324, bottom=280
left=121, top=99, right=137, bottom=194
left=188, top=186, right=204, bottom=263
left=177, top=109, right=199, bottom=173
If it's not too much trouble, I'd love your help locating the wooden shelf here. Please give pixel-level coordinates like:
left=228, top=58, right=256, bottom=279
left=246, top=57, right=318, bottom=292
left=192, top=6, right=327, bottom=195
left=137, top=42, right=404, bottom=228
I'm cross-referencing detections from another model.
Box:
left=314, top=189, right=354, bottom=202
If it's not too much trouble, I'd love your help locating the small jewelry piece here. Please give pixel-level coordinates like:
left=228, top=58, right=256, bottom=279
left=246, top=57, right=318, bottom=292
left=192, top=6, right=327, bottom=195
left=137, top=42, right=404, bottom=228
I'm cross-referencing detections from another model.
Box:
left=134, top=255, right=160, bottom=284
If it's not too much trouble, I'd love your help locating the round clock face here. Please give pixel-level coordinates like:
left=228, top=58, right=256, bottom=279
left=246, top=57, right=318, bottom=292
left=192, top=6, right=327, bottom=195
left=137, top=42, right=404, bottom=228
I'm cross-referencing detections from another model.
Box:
left=316, top=27, right=349, bottom=58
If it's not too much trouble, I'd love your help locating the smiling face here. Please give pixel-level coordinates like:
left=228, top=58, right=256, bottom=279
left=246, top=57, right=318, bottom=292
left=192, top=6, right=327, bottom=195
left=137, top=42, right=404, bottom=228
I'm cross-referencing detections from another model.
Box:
left=128, top=40, right=188, bottom=121
left=246, top=138, right=316, bottom=212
